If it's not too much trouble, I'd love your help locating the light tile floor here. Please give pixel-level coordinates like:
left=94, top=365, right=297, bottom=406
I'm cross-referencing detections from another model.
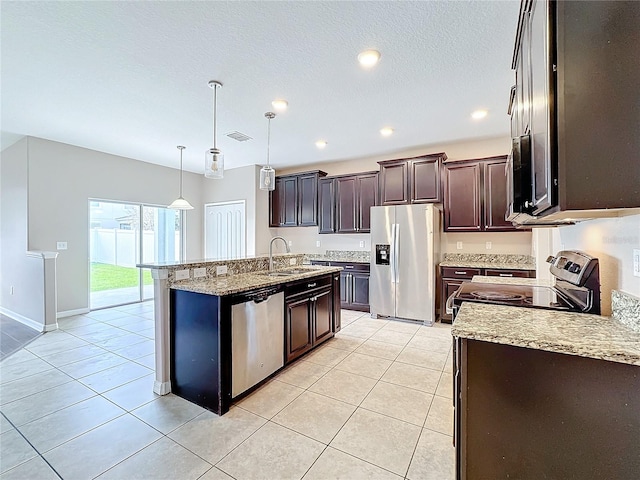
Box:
left=0, top=304, right=454, bottom=479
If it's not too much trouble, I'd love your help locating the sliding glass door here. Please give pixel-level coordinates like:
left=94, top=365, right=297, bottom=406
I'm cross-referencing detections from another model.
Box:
left=89, top=200, right=182, bottom=309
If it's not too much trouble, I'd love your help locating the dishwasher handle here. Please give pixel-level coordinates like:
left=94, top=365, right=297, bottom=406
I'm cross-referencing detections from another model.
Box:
left=247, top=287, right=279, bottom=304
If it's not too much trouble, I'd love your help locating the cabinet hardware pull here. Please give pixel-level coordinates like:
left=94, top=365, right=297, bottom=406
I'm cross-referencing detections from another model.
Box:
left=454, top=271, right=467, bottom=275
left=345, top=265, right=354, bottom=269
left=308, top=283, right=316, bottom=287
left=499, top=274, right=514, bottom=277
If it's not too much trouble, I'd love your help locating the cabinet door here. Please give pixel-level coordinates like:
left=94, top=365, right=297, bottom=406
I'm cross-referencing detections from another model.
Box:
left=336, top=176, right=358, bottom=233
left=281, top=176, right=298, bottom=226
left=483, top=159, right=517, bottom=231
left=313, top=288, right=333, bottom=345
left=444, top=162, right=482, bottom=232
left=379, top=162, right=409, bottom=205
left=298, top=173, right=319, bottom=226
left=332, top=273, right=341, bottom=332
left=285, top=296, right=313, bottom=363
left=357, top=173, right=378, bottom=233
left=269, top=177, right=283, bottom=227
left=339, top=271, right=350, bottom=307
left=411, top=157, right=441, bottom=203
left=318, top=178, right=335, bottom=234
left=350, top=271, right=370, bottom=312
left=441, top=279, right=463, bottom=322
left=528, top=0, right=554, bottom=214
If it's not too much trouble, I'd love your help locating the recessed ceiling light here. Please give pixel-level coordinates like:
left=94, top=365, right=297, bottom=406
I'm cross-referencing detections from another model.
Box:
left=358, top=49, right=381, bottom=68
left=380, top=127, right=394, bottom=137
left=271, top=99, right=288, bottom=111
left=471, top=109, right=488, bottom=120
left=315, top=140, right=327, bottom=149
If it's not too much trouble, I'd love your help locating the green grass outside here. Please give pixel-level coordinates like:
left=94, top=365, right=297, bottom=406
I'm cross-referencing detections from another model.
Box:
left=90, top=262, right=153, bottom=292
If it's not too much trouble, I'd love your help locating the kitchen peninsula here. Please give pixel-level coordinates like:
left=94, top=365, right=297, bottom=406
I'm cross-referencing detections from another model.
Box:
left=139, top=254, right=342, bottom=415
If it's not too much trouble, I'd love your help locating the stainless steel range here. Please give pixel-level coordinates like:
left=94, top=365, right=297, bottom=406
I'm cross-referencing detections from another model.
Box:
left=451, top=250, right=601, bottom=316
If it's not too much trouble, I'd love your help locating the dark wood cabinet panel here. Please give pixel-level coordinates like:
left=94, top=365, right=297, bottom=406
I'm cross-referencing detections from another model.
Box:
left=281, top=176, right=299, bottom=227
left=484, top=160, right=514, bottom=231
left=444, top=162, right=482, bottom=231
left=313, top=288, right=333, bottom=345
left=379, top=154, right=445, bottom=206
left=336, top=177, right=358, bottom=233
left=298, top=173, right=319, bottom=226
left=484, top=269, right=533, bottom=278
left=357, top=173, right=378, bottom=232
left=269, top=177, right=283, bottom=227
left=350, top=272, right=370, bottom=309
left=411, top=157, right=441, bottom=203
left=379, top=162, right=409, bottom=205
left=318, top=171, right=378, bottom=234
left=285, top=296, right=313, bottom=363
left=318, top=178, right=335, bottom=234
left=332, top=273, right=341, bottom=332
left=339, top=271, right=349, bottom=305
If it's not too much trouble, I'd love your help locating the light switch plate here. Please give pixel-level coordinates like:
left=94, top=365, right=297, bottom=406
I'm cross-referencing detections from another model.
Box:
left=633, top=249, right=640, bottom=277
left=216, top=265, right=228, bottom=276
left=359, top=241, right=365, bottom=248
left=57, top=242, right=67, bottom=250
left=289, top=258, right=296, bottom=265
left=193, top=267, right=207, bottom=278
left=175, top=269, right=190, bottom=280
left=316, top=241, right=321, bottom=247
left=486, top=242, right=492, bottom=250
left=457, top=242, right=463, bottom=250
left=288, top=240, right=292, bottom=247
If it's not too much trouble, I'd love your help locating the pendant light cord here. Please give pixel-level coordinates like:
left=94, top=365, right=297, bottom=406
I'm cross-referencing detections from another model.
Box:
left=266, top=116, right=271, bottom=167
left=213, top=85, right=218, bottom=150
left=179, top=149, right=184, bottom=197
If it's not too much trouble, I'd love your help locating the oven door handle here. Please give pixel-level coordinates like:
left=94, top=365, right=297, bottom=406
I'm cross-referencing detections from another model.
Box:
left=445, top=292, right=457, bottom=315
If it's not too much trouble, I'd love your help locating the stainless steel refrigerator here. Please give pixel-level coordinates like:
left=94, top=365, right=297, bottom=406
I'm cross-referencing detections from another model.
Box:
left=370, top=204, right=440, bottom=325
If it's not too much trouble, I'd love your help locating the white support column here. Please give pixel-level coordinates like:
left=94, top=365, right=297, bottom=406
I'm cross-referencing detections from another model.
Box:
left=42, top=252, right=59, bottom=332
left=151, top=268, right=171, bottom=395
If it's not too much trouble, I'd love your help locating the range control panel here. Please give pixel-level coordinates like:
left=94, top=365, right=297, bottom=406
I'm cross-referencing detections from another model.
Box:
left=547, top=250, right=598, bottom=286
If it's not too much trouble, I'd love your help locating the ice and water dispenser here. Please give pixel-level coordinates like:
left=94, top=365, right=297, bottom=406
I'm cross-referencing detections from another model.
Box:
left=375, top=244, right=390, bottom=265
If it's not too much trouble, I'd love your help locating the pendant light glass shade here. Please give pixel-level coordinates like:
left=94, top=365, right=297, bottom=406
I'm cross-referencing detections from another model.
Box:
left=169, top=146, right=194, bottom=210
left=260, top=112, right=277, bottom=191
left=205, top=80, right=224, bottom=179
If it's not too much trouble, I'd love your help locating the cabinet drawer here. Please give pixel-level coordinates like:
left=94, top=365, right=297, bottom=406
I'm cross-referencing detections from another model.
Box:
left=441, top=267, right=482, bottom=279
left=310, top=260, right=330, bottom=266
left=285, top=275, right=332, bottom=298
left=484, top=269, right=532, bottom=278
left=329, top=262, right=370, bottom=272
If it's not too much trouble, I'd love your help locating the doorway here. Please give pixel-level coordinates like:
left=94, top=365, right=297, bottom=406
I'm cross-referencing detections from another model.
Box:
left=89, top=200, right=182, bottom=309
left=205, top=201, right=246, bottom=260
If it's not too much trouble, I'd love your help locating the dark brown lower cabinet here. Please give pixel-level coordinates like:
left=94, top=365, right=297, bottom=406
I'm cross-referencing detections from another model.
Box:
left=285, top=284, right=333, bottom=364
left=456, top=338, right=640, bottom=479
left=332, top=273, right=341, bottom=332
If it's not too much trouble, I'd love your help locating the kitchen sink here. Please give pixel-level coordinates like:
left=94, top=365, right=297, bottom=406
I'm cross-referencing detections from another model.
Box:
left=260, top=268, right=312, bottom=277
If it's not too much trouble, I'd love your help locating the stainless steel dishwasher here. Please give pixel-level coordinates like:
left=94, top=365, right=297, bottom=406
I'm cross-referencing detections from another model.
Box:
left=231, top=287, right=284, bottom=398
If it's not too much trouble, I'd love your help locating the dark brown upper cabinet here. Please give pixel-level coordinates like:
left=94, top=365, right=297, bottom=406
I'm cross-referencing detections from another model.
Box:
left=378, top=153, right=446, bottom=206
left=318, top=171, right=378, bottom=234
left=444, top=156, right=522, bottom=232
left=269, top=171, right=327, bottom=227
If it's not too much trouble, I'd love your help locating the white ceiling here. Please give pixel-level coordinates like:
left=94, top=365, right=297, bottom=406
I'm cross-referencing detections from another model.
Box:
left=1, top=1, right=520, bottom=174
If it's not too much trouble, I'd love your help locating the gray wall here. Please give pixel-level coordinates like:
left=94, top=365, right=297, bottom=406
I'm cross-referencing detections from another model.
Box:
left=23, top=137, right=203, bottom=313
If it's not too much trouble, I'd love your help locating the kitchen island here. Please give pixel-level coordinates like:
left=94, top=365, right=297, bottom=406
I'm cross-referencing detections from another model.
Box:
left=139, top=254, right=341, bottom=415
left=452, top=298, right=640, bottom=479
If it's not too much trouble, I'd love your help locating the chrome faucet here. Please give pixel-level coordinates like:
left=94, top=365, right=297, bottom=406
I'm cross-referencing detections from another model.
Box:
left=269, top=236, right=290, bottom=272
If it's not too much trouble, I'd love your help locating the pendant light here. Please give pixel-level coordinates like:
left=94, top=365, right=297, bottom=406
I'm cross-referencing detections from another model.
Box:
left=260, top=112, right=276, bottom=190
left=169, top=146, right=194, bottom=210
left=205, top=80, right=224, bottom=179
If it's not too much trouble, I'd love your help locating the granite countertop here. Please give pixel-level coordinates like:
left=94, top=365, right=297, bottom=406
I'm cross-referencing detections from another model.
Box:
left=471, top=275, right=551, bottom=287
left=452, top=302, right=640, bottom=366
left=170, top=266, right=342, bottom=296
left=307, top=255, right=370, bottom=264
left=440, top=253, right=535, bottom=270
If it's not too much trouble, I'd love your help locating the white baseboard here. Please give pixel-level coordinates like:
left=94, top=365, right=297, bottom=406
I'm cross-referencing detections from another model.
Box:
left=0, top=307, right=43, bottom=332
left=153, top=380, right=171, bottom=396
left=57, top=308, right=90, bottom=318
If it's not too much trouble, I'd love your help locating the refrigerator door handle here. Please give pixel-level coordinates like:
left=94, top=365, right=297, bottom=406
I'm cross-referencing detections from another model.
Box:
left=394, top=224, right=400, bottom=284
left=390, top=223, right=397, bottom=284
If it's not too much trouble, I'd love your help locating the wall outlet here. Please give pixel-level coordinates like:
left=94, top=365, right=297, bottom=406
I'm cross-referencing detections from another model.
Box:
left=216, top=265, right=228, bottom=276
left=359, top=241, right=365, bottom=248
left=10, top=286, right=14, bottom=295
left=456, top=241, right=463, bottom=250
left=316, top=241, right=321, bottom=247
left=486, top=241, right=492, bottom=250
left=57, top=242, right=67, bottom=250
left=175, top=269, right=190, bottom=280
left=289, top=258, right=297, bottom=265
left=633, top=249, right=640, bottom=278
left=193, top=267, right=207, bottom=278
left=288, top=240, right=292, bottom=247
